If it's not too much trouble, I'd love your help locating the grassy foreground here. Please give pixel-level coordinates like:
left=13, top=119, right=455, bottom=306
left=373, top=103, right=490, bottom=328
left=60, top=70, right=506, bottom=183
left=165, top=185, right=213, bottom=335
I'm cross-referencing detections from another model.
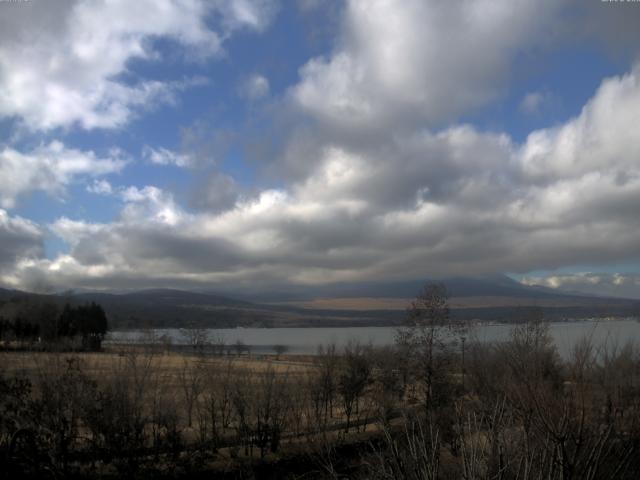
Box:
left=3, top=319, right=640, bottom=479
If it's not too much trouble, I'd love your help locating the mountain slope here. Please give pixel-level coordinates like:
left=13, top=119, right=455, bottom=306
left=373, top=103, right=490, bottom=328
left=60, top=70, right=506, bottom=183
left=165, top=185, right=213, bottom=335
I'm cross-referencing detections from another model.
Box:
left=231, top=275, right=588, bottom=303
left=1, top=278, right=638, bottom=328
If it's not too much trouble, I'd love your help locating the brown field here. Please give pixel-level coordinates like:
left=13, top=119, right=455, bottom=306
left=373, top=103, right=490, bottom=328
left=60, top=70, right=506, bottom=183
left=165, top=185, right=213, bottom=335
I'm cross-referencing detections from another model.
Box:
left=4, top=321, right=640, bottom=479
left=274, top=294, right=634, bottom=310
left=0, top=347, right=317, bottom=381
left=1, top=343, right=404, bottom=478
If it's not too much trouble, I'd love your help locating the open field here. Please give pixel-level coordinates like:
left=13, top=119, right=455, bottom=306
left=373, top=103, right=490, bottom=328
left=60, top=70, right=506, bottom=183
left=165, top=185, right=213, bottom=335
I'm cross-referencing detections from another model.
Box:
left=0, top=348, right=317, bottom=378
left=4, top=320, right=640, bottom=479
left=273, top=294, right=639, bottom=311
left=1, top=342, right=410, bottom=478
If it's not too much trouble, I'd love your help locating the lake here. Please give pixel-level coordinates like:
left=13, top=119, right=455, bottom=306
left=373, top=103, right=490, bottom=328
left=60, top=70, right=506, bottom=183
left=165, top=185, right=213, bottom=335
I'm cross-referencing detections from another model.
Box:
left=106, top=318, right=640, bottom=357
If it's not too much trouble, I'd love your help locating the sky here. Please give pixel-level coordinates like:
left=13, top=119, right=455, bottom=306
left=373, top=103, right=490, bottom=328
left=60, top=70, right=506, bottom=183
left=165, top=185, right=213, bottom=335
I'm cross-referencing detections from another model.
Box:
left=1, top=0, right=640, bottom=298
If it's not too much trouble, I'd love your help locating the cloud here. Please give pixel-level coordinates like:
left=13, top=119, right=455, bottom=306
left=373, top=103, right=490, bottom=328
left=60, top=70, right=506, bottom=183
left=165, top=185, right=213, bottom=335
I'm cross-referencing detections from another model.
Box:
left=0, top=0, right=278, bottom=131
left=189, top=171, right=240, bottom=212
left=289, top=0, right=640, bottom=135
left=240, top=74, right=270, bottom=100
left=519, top=91, right=552, bottom=115
left=6, top=65, right=636, bottom=291
left=4, top=1, right=640, bottom=293
left=179, top=121, right=236, bottom=169
left=0, top=210, right=43, bottom=272
left=119, top=186, right=188, bottom=226
left=0, top=141, right=126, bottom=209
left=575, top=1, right=640, bottom=56
left=216, top=0, right=280, bottom=33
left=142, top=145, right=193, bottom=168
left=291, top=0, right=566, bottom=132
left=521, top=273, right=640, bottom=300
left=518, top=66, right=640, bottom=184
left=86, top=179, right=113, bottom=196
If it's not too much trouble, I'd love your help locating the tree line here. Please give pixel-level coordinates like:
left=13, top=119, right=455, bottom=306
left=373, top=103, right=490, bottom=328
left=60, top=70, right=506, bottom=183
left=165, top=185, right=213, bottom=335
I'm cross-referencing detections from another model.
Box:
left=0, top=296, right=108, bottom=351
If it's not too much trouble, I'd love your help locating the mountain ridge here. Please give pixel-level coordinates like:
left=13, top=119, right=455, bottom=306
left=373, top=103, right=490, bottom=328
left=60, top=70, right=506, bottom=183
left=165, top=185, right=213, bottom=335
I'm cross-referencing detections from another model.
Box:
left=1, top=277, right=638, bottom=329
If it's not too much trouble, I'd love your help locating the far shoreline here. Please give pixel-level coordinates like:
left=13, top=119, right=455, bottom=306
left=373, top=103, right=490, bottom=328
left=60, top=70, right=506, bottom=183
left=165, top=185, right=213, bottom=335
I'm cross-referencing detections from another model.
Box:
left=108, top=315, right=639, bottom=332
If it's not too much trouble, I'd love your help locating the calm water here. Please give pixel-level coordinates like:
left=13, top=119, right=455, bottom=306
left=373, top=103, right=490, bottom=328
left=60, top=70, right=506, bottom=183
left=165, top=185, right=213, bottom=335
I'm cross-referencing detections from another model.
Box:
left=107, top=318, right=640, bottom=357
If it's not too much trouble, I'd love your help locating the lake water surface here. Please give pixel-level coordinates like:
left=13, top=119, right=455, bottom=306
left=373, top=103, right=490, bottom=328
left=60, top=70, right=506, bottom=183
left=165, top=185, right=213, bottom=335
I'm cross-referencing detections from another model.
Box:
left=107, top=318, right=640, bottom=357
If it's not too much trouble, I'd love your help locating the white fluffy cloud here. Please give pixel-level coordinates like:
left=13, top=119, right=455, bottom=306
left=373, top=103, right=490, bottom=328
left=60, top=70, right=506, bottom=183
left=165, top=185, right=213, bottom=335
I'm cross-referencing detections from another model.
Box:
left=0, top=0, right=278, bottom=131
left=290, top=0, right=640, bottom=134
left=5, top=65, right=640, bottom=291
left=240, top=74, right=270, bottom=100
left=86, top=179, right=113, bottom=196
left=291, top=0, right=564, bottom=131
left=119, top=186, right=188, bottom=226
left=142, top=146, right=193, bottom=168
left=0, top=141, right=126, bottom=209
left=519, top=67, right=640, bottom=184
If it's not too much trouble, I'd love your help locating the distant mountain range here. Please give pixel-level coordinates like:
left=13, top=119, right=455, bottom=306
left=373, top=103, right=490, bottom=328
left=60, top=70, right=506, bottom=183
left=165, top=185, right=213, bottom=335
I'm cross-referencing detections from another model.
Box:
left=1, top=275, right=638, bottom=329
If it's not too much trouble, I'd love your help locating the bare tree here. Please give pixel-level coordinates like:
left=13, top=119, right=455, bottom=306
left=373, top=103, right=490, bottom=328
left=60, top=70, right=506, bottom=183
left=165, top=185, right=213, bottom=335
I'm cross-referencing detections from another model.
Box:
left=180, top=324, right=210, bottom=353
left=211, top=331, right=226, bottom=356
left=338, top=341, right=371, bottom=433
left=178, top=359, right=204, bottom=428
left=370, top=412, right=441, bottom=480
left=233, top=339, right=248, bottom=356
left=82, top=349, right=159, bottom=476
left=313, top=343, right=339, bottom=427
left=273, top=344, right=288, bottom=359
left=199, top=359, right=236, bottom=450
left=253, top=366, right=292, bottom=457
left=396, top=282, right=463, bottom=412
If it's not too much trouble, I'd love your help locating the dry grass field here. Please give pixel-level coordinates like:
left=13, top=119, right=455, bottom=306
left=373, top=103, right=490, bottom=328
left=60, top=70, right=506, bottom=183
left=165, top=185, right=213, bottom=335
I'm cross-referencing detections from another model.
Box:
left=4, top=320, right=640, bottom=479
left=0, top=348, right=316, bottom=377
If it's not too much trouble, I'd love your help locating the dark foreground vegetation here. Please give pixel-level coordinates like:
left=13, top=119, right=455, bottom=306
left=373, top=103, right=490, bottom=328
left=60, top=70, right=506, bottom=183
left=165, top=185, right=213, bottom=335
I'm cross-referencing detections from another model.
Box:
left=2, top=284, right=640, bottom=479
left=0, top=297, right=108, bottom=351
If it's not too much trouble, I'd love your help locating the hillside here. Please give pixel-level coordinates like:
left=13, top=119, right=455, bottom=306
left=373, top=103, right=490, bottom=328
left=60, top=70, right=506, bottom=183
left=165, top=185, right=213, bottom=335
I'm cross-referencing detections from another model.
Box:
left=1, top=276, right=638, bottom=329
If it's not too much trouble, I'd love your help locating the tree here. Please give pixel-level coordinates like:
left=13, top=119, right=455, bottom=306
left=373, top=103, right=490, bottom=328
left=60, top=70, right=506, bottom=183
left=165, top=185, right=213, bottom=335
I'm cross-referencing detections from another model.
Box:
left=234, top=339, right=248, bottom=356
left=57, top=303, right=78, bottom=338
left=310, top=343, right=339, bottom=428
left=1, top=297, right=59, bottom=343
left=338, top=342, right=371, bottom=432
left=180, top=324, right=210, bottom=353
left=273, top=344, right=288, bottom=359
left=178, top=360, right=203, bottom=428
left=211, top=332, right=226, bottom=356
left=396, top=282, right=463, bottom=411
left=0, top=317, right=9, bottom=342
left=58, top=302, right=108, bottom=350
left=80, top=303, right=108, bottom=350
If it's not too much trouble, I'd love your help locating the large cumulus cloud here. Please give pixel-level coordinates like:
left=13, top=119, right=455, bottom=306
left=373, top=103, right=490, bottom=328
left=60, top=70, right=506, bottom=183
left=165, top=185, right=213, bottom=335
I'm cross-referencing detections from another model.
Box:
left=3, top=0, right=640, bottom=294
left=3, top=64, right=640, bottom=292
left=291, top=0, right=640, bottom=134
left=292, top=0, right=559, bottom=131
left=0, top=0, right=278, bottom=131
